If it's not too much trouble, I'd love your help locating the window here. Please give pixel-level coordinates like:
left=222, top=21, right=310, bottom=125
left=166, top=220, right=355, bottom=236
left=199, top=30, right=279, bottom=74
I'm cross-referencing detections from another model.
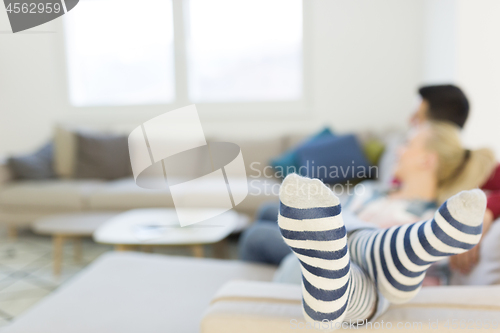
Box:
left=64, top=0, right=303, bottom=107
left=186, top=0, right=302, bottom=102
left=64, top=0, right=175, bottom=106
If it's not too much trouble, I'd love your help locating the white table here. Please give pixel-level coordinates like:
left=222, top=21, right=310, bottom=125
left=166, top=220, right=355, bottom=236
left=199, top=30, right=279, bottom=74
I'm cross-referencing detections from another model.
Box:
left=33, top=212, right=121, bottom=276
left=93, top=209, right=246, bottom=257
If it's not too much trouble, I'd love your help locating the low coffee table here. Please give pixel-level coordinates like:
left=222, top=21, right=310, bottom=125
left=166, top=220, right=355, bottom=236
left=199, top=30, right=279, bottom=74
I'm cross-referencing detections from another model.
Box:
left=92, top=208, right=245, bottom=258
left=33, top=212, right=121, bottom=276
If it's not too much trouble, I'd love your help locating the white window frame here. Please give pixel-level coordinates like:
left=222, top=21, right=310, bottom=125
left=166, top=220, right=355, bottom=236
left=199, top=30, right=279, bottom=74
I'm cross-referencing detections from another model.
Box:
left=59, top=0, right=312, bottom=120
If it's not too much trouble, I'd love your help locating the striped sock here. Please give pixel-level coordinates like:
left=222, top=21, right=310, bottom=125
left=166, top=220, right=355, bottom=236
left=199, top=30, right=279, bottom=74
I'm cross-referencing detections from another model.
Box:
left=348, top=189, right=486, bottom=303
left=343, top=264, right=377, bottom=323
left=278, top=174, right=377, bottom=328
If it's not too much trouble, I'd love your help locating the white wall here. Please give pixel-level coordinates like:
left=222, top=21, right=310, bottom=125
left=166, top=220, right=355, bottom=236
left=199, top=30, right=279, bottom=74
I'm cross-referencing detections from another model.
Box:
left=421, top=0, right=500, bottom=158
left=455, top=0, right=500, bottom=158
left=422, top=0, right=456, bottom=84
left=0, top=0, right=425, bottom=155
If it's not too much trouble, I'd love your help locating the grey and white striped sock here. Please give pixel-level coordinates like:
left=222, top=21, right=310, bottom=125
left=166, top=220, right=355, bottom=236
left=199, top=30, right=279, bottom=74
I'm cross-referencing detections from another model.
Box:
left=278, top=174, right=376, bottom=328
left=348, top=189, right=486, bottom=303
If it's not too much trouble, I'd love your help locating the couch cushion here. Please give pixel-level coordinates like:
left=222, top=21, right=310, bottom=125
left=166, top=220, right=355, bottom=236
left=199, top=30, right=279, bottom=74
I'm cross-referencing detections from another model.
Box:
left=7, top=142, right=55, bottom=180
left=169, top=176, right=279, bottom=217
left=0, top=180, right=104, bottom=211
left=0, top=210, right=79, bottom=227
left=54, top=124, right=78, bottom=178
left=238, top=178, right=280, bottom=217
left=211, top=136, right=285, bottom=178
left=88, top=177, right=279, bottom=218
left=271, top=128, right=334, bottom=178
left=295, top=134, right=373, bottom=184
left=74, top=132, right=132, bottom=180
left=2, top=252, right=276, bottom=333
left=88, top=178, right=174, bottom=210
left=53, top=124, right=122, bottom=179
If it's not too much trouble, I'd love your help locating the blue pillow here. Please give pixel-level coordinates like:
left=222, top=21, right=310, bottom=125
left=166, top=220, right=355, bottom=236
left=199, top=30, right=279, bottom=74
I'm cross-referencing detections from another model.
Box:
left=270, top=127, right=334, bottom=177
left=295, top=134, right=372, bottom=184
left=7, top=142, right=56, bottom=180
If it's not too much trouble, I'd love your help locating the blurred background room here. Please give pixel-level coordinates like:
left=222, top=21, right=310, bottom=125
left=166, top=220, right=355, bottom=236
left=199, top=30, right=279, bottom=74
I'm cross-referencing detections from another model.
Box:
left=0, top=0, right=499, bottom=332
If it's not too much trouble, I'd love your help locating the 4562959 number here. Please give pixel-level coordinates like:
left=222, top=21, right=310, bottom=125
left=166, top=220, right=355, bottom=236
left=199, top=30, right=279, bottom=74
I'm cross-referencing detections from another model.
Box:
left=6, top=2, right=62, bottom=14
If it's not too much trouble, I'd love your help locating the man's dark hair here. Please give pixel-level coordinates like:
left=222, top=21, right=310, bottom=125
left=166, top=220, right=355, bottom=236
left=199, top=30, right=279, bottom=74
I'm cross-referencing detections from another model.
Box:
left=418, top=84, right=469, bottom=128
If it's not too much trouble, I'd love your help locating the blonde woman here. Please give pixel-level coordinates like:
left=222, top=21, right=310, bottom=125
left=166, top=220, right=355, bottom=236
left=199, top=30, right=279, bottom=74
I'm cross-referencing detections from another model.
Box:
left=351, top=121, right=496, bottom=227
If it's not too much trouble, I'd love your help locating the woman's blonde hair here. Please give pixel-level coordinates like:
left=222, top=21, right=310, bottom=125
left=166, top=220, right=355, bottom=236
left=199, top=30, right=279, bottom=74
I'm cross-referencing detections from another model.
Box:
left=425, top=121, right=496, bottom=204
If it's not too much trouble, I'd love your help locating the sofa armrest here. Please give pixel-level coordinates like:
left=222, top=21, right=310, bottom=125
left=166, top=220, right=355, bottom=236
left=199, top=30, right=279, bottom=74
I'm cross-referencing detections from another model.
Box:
left=202, top=281, right=500, bottom=333
left=201, top=280, right=304, bottom=333
left=210, top=280, right=302, bottom=303
left=0, top=157, right=12, bottom=186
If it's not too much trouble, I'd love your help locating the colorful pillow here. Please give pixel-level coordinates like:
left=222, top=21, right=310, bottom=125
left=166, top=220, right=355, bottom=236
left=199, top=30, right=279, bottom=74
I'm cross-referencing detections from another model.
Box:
left=295, top=134, right=372, bottom=184
left=362, top=138, right=386, bottom=165
left=270, top=127, right=334, bottom=177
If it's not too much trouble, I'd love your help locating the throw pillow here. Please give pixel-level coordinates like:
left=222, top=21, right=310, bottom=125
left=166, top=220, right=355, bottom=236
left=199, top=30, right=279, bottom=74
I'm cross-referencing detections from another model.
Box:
left=7, top=142, right=56, bottom=180
left=74, top=132, right=132, bottom=180
left=270, top=127, right=334, bottom=177
left=295, top=134, right=372, bottom=184
left=53, top=124, right=78, bottom=178
left=362, top=138, right=386, bottom=166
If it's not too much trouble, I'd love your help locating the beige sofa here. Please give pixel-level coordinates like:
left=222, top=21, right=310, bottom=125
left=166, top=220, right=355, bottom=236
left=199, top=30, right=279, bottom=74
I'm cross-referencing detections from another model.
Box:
left=0, top=123, right=397, bottom=235
left=2, top=252, right=499, bottom=333
left=0, top=129, right=300, bottom=235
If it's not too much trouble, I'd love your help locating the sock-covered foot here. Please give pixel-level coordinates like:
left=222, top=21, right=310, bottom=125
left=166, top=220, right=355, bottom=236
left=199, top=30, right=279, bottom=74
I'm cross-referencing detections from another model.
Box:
left=348, top=189, right=486, bottom=304
left=278, top=174, right=376, bottom=329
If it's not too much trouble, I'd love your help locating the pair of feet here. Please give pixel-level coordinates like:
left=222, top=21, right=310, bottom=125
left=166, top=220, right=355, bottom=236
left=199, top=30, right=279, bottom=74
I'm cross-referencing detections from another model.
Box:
left=278, top=174, right=486, bottom=328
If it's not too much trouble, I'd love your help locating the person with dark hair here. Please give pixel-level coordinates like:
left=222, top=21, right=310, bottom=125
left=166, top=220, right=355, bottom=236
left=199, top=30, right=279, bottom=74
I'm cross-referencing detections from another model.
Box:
left=412, top=84, right=470, bottom=128
left=409, top=84, right=500, bottom=274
